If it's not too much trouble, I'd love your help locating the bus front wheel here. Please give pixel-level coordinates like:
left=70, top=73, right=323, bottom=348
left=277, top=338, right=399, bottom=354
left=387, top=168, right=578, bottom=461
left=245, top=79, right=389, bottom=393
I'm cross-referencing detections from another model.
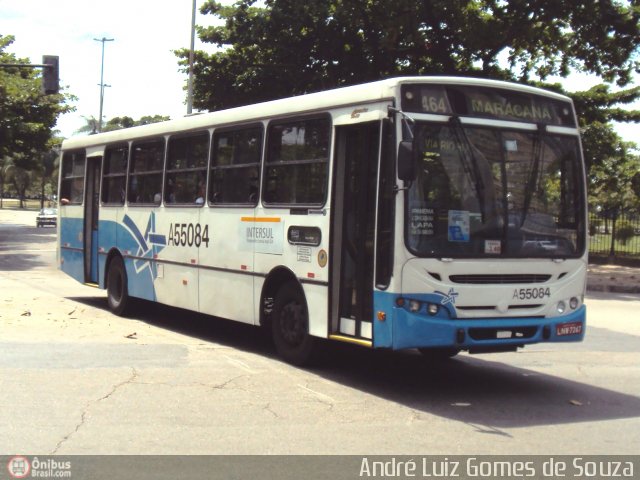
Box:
left=271, top=281, right=316, bottom=366
left=107, top=256, right=131, bottom=316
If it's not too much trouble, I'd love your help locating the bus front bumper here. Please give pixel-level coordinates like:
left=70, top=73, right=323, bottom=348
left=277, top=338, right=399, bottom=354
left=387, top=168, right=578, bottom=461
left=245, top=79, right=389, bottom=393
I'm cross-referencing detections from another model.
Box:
left=375, top=304, right=586, bottom=351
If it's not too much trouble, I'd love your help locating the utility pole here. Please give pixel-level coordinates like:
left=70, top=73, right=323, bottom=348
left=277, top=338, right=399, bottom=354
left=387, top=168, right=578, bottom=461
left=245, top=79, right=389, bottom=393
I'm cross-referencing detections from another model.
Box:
left=187, top=0, right=196, bottom=115
left=94, top=37, right=114, bottom=133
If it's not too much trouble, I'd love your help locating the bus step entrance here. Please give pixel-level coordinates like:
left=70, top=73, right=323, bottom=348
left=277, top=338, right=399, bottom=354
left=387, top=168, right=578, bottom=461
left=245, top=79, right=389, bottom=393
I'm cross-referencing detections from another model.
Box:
left=331, top=317, right=373, bottom=346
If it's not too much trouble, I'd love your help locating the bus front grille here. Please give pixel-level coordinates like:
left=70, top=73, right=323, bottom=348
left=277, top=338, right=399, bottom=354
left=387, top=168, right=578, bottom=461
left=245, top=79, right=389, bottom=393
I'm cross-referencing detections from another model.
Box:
left=449, top=274, right=552, bottom=284
left=456, top=305, right=543, bottom=311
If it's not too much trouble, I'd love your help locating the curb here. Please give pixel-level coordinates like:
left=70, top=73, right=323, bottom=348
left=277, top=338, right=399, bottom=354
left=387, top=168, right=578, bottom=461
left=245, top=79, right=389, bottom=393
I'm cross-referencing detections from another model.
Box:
left=587, top=283, right=640, bottom=294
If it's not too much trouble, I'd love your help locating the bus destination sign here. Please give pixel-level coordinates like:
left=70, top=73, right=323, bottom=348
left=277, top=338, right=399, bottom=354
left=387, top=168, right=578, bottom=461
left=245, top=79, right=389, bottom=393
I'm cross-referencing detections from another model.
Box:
left=401, top=84, right=576, bottom=127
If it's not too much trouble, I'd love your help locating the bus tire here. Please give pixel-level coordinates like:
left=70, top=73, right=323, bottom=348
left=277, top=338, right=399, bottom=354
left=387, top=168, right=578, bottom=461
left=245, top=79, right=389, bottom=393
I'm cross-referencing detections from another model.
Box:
left=271, top=281, right=316, bottom=366
left=107, top=256, right=131, bottom=316
left=418, top=347, right=460, bottom=361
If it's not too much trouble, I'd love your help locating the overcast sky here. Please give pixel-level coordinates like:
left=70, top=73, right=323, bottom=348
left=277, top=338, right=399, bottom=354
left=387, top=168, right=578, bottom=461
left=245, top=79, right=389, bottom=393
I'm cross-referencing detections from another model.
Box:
left=2, top=0, right=637, bottom=143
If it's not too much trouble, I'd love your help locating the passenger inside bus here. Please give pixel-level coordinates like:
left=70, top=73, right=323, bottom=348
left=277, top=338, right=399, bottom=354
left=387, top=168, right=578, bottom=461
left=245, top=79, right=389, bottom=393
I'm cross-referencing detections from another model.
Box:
left=195, top=181, right=206, bottom=205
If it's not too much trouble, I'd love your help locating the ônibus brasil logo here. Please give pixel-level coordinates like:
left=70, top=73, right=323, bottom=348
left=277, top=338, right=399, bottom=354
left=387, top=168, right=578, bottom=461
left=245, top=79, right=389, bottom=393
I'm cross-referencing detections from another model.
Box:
left=7, top=456, right=30, bottom=479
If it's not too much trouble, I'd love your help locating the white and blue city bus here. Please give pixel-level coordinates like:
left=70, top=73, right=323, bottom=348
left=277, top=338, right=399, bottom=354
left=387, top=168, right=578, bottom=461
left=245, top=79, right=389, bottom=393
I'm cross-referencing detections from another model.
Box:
left=58, top=77, right=587, bottom=365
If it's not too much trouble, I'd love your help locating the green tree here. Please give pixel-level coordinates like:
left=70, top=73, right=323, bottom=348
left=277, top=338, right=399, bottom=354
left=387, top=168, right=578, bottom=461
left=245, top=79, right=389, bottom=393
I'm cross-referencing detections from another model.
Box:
left=532, top=82, right=640, bottom=254
left=571, top=84, right=640, bottom=126
left=103, top=115, right=170, bottom=131
left=178, top=0, right=639, bottom=111
left=582, top=122, right=639, bottom=255
left=535, top=83, right=640, bottom=183
left=0, top=155, right=11, bottom=208
left=134, top=115, right=171, bottom=126
left=76, top=115, right=100, bottom=135
left=4, top=157, right=32, bottom=209
left=75, top=115, right=170, bottom=134
left=562, top=83, right=640, bottom=229
left=0, top=35, right=74, bottom=171
left=103, top=116, right=136, bottom=131
left=32, top=144, right=60, bottom=209
left=584, top=123, right=638, bottom=208
left=1, top=34, right=74, bottom=210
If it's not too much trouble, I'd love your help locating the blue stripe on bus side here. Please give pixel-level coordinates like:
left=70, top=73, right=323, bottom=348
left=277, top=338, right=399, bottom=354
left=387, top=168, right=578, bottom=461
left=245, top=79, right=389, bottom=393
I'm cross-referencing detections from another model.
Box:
left=59, top=217, right=84, bottom=283
left=148, top=233, right=167, bottom=245
left=97, top=218, right=117, bottom=289
left=372, top=291, right=395, bottom=348
left=59, top=216, right=158, bottom=301
left=60, top=247, right=84, bottom=283
left=122, top=214, right=149, bottom=251
left=59, top=217, right=83, bottom=249
left=108, top=218, right=157, bottom=302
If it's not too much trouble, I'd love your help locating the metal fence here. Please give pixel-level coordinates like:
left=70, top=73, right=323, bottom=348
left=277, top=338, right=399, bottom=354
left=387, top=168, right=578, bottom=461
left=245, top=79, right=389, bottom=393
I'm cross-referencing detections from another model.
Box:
left=589, top=211, right=640, bottom=258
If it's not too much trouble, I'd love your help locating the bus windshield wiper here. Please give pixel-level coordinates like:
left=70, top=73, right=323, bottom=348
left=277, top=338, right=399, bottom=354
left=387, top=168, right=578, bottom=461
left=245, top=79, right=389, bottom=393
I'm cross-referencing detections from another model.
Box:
left=520, top=124, right=545, bottom=227
left=448, top=116, right=486, bottom=218
left=388, top=106, right=415, bottom=140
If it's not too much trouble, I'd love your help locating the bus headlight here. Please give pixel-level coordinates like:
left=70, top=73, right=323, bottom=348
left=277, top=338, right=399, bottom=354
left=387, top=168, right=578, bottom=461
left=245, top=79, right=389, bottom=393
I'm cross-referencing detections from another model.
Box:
left=557, top=301, right=566, bottom=314
left=570, top=297, right=579, bottom=309
left=409, top=300, right=422, bottom=313
left=427, top=303, right=439, bottom=316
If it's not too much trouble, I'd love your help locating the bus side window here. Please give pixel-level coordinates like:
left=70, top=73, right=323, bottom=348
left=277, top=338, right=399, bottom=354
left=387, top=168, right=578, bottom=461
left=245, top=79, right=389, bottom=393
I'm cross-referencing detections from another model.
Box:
left=210, top=125, right=262, bottom=206
left=128, top=138, right=165, bottom=206
left=102, top=143, right=129, bottom=205
left=60, top=150, right=86, bottom=205
left=165, top=132, right=209, bottom=206
left=263, top=116, right=330, bottom=206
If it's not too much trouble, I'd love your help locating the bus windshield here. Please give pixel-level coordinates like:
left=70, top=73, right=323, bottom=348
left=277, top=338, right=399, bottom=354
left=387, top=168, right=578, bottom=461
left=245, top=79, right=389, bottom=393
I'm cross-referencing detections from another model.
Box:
left=406, top=121, right=585, bottom=258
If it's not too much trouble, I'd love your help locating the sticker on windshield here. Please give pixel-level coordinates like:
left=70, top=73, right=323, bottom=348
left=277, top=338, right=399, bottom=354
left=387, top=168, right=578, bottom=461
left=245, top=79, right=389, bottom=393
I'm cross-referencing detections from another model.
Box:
left=448, top=210, right=470, bottom=242
left=409, top=203, right=436, bottom=237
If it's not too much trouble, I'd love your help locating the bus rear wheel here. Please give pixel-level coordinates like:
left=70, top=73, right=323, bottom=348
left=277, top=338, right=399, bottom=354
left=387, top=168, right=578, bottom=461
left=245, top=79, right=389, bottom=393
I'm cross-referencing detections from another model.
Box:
left=271, top=281, right=316, bottom=366
left=107, top=256, right=131, bottom=316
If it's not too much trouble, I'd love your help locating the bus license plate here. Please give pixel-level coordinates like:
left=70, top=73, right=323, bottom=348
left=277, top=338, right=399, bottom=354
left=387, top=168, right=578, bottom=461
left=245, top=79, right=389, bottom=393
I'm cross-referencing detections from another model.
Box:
left=556, top=321, right=583, bottom=336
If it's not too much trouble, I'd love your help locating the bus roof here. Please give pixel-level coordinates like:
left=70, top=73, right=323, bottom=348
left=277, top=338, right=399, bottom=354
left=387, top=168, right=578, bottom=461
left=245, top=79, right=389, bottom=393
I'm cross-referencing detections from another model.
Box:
left=61, top=76, right=573, bottom=151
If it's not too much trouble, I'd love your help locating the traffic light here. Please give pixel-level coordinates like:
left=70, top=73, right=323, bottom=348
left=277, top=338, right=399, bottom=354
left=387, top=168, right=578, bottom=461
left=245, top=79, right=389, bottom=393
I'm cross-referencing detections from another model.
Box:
left=42, top=55, right=59, bottom=94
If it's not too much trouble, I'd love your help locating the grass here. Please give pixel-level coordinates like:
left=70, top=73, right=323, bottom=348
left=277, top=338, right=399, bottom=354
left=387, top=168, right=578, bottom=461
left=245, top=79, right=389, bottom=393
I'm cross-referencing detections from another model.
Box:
left=0, top=199, right=50, bottom=211
left=589, top=232, right=640, bottom=257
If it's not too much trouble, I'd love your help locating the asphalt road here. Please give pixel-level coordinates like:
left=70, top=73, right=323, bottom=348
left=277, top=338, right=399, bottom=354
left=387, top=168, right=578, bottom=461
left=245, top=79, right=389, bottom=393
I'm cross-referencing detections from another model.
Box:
left=1, top=209, right=639, bottom=455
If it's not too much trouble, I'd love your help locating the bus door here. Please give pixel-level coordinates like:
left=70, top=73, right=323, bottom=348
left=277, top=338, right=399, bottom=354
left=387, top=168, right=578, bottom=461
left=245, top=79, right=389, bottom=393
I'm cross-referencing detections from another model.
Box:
left=83, top=156, right=101, bottom=284
left=331, top=122, right=380, bottom=340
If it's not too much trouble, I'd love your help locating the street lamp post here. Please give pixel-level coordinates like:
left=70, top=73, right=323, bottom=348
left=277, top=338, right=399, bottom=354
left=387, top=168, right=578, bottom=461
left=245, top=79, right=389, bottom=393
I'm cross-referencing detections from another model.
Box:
left=94, top=37, right=114, bottom=132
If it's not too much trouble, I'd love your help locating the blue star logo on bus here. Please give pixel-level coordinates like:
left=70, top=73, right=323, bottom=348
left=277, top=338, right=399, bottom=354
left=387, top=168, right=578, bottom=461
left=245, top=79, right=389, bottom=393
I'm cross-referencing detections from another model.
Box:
left=435, top=288, right=459, bottom=306
left=123, top=213, right=167, bottom=278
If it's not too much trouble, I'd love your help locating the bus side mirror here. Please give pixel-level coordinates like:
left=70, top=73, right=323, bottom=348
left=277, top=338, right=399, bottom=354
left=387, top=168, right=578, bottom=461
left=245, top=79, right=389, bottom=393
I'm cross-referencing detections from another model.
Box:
left=398, top=140, right=416, bottom=182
